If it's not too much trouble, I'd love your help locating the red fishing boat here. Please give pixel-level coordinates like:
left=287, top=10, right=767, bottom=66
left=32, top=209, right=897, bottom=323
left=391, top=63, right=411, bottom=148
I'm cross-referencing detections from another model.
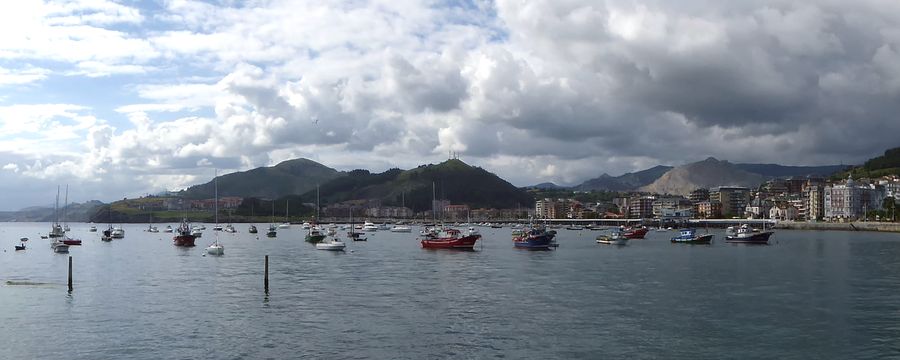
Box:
left=173, top=219, right=196, bottom=247
left=62, top=238, right=82, bottom=245
left=420, top=228, right=480, bottom=250
left=622, top=226, right=648, bottom=239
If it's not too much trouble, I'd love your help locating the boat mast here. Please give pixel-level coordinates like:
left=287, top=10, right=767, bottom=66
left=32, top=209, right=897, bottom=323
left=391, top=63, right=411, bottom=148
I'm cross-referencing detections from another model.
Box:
left=214, top=169, right=219, bottom=226
left=63, top=184, right=68, bottom=229
left=432, top=182, right=436, bottom=225
left=316, top=184, right=320, bottom=222
left=55, top=185, right=60, bottom=226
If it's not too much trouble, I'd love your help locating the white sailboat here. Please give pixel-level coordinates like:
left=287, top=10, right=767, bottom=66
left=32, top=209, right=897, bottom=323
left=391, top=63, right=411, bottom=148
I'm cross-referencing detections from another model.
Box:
left=207, top=170, right=224, bottom=255
left=278, top=199, right=291, bottom=228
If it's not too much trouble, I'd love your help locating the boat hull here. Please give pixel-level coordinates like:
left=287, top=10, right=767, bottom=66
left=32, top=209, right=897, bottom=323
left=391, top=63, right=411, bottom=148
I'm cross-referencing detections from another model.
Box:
left=671, top=234, right=713, bottom=244
left=207, top=245, right=224, bottom=255
left=623, top=228, right=648, bottom=239
left=726, top=231, right=773, bottom=244
left=315, top=242, right=346, bottom=251
left=597, top=238, right=628, bottom=245
left=305, top=234, right=326, bottom=243
left=173, top=234, right=196, bottom=247
left=62, top=239, right=82, bottom=246
left=513, top=234, right=555, bottom=250
left=421, top=234, right=480, bottom=250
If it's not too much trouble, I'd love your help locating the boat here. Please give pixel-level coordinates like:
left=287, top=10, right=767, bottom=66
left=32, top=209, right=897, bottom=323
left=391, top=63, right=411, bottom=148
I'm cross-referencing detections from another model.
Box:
left=164, top=225, right=173, bottom=233
left=390, top=225, right=412, bottom=233
left=48, top=187, right=65, bottom=239
left=655, top=226, right=669, bottom=232
left=513, top=226, right=557, bottom=250
left=421, top=227, right=481, bottom=250
left=725, top=224, right=774, bottom=244
left=191, top=228, right=203, bottom=238
left=173, top=218, right=197, bottom=247
left=249, top=225, right=258, bottom=234
left=565, top=225, right=584, bottom=231
left=596, top=231, right=628, bottom=245
left=347, top=209, right=366, bottom=241
left=212, top=225, right=223, bottom=231
left=670, top=228, right=713, bottom=244
left=206, top=170, right=224, bottom=255
left=622, top=226, right=648, bottom=239
left=111, top=226, right=125, bottom=239
left=305, top=225, right=326, bottom=243
left=15, top=242, right=26, bottom=250
left=101, top=225, right=113, bottom=242
left=89, top=225, right=97, bottom=232
left=361, top=221, right=378, bottom=232
left=19, top=237, right=28, bottom=242
left=224, top=224, right=236, bottom=233
left=315, top=235, right=346, bottom=251
left=490, top=223, right=503, bottom=229
left=266, top=202, right=277, bottom=238
left=146, top=214, right=159, bottom=232
left=62, top=237, right=82, bottom=246
left=52, top=240, right=69, bottom=253
left=278, top=200, right=291, bottom=228
left=378, top=223, right=390, bottom=231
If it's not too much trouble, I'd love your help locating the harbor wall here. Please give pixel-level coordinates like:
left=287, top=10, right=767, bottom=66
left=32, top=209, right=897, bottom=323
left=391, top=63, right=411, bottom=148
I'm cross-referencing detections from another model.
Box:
left=774, top=221, right=900, bottom=233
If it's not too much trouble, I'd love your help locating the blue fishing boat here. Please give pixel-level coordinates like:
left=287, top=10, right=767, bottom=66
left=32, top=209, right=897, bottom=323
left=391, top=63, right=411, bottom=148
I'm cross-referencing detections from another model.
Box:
left=513, top=227, right=557, bottom=250
left=671, top=228, right=713, bottom=244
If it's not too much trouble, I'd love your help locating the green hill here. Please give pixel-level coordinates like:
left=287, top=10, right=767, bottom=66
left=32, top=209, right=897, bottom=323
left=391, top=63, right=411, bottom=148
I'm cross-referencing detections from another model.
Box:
left=296, top=159, right=534, bottom=211
left=835, top=147, right=900, bottom=179
left=179, top=158, right=344, bottom=199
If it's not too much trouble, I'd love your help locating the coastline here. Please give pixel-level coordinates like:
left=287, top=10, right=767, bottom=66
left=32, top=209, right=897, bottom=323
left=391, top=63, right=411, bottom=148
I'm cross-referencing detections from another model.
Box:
left=774, top=221, right=900, bottom=233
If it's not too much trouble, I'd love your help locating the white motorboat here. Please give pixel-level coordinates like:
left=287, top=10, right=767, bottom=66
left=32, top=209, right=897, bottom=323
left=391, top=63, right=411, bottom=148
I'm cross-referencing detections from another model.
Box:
left=192, top=229, right=203, bottom=238
left=315, top=236, right=346, bottom=251
left=362, top=221, right=378, bottom=232
left=164, top=225, right=173, bottom=233
left=51, top=239, right=70, bottom=253
left=390, top=225, right=412, bottom=233
left=88, top=225, right=97, bottom=232
left=111, top=226, right=125, bottom=238
left=596, top=231, right=628, bottom=245
left=224, top=224, right=236, bottom=233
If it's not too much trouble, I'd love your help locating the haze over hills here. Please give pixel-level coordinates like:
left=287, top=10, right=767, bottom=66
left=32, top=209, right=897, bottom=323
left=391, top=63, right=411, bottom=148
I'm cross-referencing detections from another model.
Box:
left=638, top=158, right=767, bottom=195
left=179, top=158, right=344, bottom=200
left=574, top=165, right=674, bottom=191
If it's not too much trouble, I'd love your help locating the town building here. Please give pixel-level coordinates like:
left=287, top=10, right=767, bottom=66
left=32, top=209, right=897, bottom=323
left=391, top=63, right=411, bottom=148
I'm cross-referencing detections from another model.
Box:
left=710, top=186, right=751, bottom=218
left=824, top=176, right=886, bottom=221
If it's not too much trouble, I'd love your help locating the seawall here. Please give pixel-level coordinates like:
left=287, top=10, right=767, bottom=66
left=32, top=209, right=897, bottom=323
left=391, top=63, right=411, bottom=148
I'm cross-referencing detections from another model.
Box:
left=774, top=221, right=900, bottom=233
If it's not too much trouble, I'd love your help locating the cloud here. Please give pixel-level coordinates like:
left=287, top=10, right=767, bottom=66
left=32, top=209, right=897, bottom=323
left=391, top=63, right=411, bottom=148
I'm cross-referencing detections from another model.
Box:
left=2, top=0, right=900, bottom=209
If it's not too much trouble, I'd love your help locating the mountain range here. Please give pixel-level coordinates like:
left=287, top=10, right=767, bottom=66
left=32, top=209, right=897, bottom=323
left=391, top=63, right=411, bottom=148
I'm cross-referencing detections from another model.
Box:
left=0, top=154, right=855, bottom=222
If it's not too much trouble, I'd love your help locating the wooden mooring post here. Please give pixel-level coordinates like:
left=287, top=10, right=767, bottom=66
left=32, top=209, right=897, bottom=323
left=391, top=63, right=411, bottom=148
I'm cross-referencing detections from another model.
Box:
left=264, top=255, right=269, bottom=294
left=67, top=256, right=73, bottom=292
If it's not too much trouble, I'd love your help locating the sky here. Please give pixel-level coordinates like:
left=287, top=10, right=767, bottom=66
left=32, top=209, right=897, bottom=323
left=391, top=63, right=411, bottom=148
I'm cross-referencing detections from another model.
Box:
left=1, top=0, right=899, bottom=210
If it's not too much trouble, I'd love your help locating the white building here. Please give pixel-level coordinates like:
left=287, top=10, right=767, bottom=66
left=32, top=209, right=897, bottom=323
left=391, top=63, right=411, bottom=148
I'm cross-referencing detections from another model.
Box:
left=824, top=176, right=885, bottom=221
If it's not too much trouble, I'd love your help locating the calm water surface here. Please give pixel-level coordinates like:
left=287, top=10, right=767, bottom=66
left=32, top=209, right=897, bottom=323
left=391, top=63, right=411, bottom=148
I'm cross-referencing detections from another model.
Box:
left=1, top=223, right=900, bottom=359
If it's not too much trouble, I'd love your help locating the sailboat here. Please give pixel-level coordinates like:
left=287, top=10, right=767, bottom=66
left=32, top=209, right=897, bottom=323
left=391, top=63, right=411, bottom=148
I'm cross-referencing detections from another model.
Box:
left=147, top=214, right=159, bottom=233
left=207, top=170, right=224, bottom=255
left=266, top=201, right=277, bottom=237
left=248, top=204, right=258, bottom=233
left=101, top=206, right=113, bottom=242
left=48, top=186, right=65, bottom=239
left=306, top=186, right=326, bottom=243
left=278, top=200, right=291, bottom=228
left=347, top=207, right=366, bottom=241
left=60, top=186, right=82, bottom=246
